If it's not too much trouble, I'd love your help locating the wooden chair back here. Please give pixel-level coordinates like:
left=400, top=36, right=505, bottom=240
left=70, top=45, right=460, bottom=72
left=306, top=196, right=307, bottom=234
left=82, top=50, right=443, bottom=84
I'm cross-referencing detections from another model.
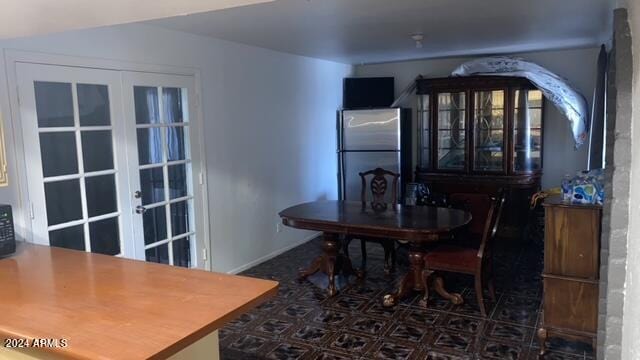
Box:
left=449, top=193, right=493, bottom=237
left=477, top=193, right=506, bottom=266
left=359, top=168, right=400, bottom=207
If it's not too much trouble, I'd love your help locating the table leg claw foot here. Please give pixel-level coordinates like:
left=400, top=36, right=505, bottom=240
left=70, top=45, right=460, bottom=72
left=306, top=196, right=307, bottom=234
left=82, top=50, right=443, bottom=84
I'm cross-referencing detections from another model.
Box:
left=451, top=293, right=464, bottom=305
left=382, top=294, right=396, bottom=307
left=433, top=276, right=464, bottom=305
left=383, top=271, right=414, bottom=307
left=298, top=257, right=322, bottom=280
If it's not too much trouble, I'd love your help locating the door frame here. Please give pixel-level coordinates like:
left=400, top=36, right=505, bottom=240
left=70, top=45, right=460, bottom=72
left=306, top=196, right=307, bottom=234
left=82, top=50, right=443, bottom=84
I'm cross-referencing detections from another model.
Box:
left=3, top=49, right=211, bottom=270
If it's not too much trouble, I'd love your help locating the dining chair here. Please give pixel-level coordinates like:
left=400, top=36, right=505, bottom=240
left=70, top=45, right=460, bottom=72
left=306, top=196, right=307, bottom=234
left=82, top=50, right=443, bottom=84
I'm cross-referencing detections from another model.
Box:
left=343, top=167, right=398, bottom=275
left=448, top=193, right=494, bottom=245
left=421, top=193, right=505, bottom=317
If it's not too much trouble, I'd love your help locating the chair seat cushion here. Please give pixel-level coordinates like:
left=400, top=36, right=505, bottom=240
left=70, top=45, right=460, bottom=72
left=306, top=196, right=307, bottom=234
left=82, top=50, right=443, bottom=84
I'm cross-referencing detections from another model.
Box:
left=424, top=245, right=479, bottom=273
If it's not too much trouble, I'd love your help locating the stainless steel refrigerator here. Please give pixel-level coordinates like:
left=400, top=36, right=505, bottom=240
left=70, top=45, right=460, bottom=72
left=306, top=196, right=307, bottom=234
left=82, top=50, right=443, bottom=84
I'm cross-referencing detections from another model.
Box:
left=338, top=108, right=412, bottom=202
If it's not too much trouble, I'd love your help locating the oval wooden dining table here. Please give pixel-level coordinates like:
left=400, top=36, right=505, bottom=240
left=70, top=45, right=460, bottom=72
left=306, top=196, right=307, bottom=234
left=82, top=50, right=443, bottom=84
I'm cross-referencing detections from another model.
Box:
left=279, top=200, right=472, bottom=307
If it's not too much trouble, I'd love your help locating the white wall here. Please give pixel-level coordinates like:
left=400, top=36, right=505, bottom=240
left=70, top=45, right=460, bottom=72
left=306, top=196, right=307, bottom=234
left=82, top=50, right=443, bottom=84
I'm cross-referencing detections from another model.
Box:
left=0, top=23, right=352, bottom=272
left=622, top=1, right=640, bottom=359
left=354, top=47, right=600, bottom=189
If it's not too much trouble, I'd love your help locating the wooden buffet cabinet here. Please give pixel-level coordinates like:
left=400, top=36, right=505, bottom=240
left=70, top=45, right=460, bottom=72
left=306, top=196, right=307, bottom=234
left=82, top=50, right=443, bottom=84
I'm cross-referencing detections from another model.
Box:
left=414, top=76, right=544, bottom=237
left=537, top=196, right=602, bottom=356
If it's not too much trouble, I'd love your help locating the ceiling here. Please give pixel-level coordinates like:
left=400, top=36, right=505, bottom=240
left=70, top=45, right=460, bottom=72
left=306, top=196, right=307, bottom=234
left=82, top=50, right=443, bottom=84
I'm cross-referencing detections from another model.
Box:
left=148, top=0, right=614, bottom=64
left=0, top=0, right=275, bottom=40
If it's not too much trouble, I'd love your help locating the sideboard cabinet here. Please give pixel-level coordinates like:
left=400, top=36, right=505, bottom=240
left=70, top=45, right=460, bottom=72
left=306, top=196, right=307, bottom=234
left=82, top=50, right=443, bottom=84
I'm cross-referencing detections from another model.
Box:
left=415, top=76, right=544, bottom=237
left=538, top=196, right=601, bottom=355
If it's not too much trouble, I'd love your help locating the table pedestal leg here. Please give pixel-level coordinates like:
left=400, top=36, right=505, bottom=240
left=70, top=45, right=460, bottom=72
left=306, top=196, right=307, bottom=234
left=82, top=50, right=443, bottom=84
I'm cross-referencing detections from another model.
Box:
left=383, top=248, right=428, bottom=307
left=298, top=232, right=355, bottom=296
left=383, top=245, right=464, bottom=307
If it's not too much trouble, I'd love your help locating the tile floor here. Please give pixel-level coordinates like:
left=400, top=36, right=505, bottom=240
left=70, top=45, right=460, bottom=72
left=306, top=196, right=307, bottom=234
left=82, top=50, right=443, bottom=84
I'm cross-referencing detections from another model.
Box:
left=220, top=236, right=594, bottom=360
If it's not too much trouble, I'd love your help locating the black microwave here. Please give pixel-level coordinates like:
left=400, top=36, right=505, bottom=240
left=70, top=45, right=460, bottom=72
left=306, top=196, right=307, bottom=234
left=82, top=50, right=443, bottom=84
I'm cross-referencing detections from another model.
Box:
left=0, top=204, right=15, bottom=257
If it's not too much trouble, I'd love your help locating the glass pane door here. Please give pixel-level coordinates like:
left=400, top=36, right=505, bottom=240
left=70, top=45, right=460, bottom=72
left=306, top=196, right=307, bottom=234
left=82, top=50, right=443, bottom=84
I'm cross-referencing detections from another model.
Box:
left=17, top=63, right=133, bottom=257
left=513, top=89, right=543, bottom=172
left=473, top=90, right=505, bottom=171
left=123, top=72, right=204, bottom=269
left=436, top=92, right=466, bottom=170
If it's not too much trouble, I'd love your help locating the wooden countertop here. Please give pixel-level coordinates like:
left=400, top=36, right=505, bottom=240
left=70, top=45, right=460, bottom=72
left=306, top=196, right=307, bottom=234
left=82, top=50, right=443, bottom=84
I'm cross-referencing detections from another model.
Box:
left=0, top=243, right=278, bottom=360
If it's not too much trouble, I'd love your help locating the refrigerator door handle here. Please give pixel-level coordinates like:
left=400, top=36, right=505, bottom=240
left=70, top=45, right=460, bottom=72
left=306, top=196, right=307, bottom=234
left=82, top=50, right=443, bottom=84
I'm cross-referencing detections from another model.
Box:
left=337, top=110, right=344, bottom=152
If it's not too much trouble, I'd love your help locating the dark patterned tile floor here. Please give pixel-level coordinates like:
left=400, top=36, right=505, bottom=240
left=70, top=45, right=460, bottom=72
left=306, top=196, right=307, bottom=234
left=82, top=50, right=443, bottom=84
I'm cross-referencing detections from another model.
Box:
left=220, top=237, right=593, bottom=359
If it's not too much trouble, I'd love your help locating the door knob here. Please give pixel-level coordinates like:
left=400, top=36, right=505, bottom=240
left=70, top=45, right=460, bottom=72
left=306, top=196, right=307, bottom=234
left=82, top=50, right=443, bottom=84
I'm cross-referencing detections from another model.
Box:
left=135, top=205, right=147, bottom=214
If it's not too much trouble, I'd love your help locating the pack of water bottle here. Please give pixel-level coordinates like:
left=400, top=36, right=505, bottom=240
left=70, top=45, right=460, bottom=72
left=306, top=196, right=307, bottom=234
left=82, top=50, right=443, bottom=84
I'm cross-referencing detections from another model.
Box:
left=561, top=169, right=605, bottom=205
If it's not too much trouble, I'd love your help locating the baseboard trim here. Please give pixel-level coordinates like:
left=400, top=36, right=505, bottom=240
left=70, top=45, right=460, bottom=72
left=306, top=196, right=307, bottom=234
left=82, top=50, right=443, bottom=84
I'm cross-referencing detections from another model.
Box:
left=226, top=232, right=321, bottom=275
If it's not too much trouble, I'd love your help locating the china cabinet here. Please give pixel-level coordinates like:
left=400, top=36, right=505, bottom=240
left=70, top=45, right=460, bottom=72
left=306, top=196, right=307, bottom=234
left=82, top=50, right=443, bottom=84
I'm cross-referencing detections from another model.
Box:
left=415, top=76, right=544, bottom=238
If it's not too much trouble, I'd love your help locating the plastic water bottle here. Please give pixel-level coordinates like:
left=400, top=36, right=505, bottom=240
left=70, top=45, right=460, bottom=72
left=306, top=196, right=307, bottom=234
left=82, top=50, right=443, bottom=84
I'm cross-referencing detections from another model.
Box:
left=561, top=174, right=572, bottom=202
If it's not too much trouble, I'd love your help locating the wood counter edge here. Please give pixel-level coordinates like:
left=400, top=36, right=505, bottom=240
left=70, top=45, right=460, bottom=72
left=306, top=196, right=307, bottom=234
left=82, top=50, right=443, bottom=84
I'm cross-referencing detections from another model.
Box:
left=150, top=281, right=278, bottom=360
left=0, top=247, right=279, bottom=360
left=0, top=282, right=278, bottom=360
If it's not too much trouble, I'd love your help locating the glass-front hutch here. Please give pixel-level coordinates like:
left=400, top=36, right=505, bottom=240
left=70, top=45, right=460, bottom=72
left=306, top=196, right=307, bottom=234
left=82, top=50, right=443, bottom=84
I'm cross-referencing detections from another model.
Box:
left=415, top=76, right=544, bottom=239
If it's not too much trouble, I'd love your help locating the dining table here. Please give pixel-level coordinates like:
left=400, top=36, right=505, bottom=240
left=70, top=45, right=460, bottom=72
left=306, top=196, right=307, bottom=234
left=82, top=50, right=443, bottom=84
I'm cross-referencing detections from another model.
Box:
left=279, top=200, right=472, bottom=307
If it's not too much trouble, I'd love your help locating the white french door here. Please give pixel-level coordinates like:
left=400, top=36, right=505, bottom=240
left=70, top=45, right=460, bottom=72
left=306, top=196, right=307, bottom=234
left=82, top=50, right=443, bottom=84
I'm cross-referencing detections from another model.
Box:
left=18, top=63, right=133, bottom=257
left=16, top=63, right=206, bottom=269
left=122, top=72, right=204, bottom=268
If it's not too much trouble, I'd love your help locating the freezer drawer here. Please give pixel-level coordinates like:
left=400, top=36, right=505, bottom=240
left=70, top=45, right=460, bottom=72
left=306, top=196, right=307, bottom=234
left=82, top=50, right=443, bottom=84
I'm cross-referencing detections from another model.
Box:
left=342, top=109, right=401, bottom=151
left=341, top=151, right=400, bottom=202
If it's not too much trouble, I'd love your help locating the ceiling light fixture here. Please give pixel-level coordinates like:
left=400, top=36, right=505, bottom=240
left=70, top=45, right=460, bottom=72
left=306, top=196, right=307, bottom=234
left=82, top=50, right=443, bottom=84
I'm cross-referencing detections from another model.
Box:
left=411, top=33, right=424, bottom=49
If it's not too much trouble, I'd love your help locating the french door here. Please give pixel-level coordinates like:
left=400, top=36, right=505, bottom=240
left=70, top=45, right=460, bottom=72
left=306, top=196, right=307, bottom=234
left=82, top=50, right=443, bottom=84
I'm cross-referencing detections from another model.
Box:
left=16, top=63, right=206, bottom=269
left=122, top=72, right=204, bottom=268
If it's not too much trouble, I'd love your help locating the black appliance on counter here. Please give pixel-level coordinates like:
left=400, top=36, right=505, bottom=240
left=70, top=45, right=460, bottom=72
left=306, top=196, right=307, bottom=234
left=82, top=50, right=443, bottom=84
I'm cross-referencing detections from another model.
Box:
left=343, top=77, right=394, bottom=109
left=0, top=204, right=16, bottom=257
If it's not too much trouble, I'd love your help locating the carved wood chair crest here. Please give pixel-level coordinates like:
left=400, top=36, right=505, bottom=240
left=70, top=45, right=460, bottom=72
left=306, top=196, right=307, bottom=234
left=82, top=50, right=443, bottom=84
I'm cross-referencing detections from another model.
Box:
left=359, top=167, right=399, bottom=210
